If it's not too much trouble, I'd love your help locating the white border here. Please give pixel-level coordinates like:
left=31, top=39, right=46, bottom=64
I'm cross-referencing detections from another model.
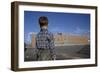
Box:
left=18, top=5, right=96, bottom=68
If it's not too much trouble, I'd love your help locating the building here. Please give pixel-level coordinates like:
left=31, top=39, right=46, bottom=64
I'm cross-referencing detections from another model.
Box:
left=30, top=32, right=89, bottom=48
left=54, top=33, right=89, bottom=46
left=31, top=33, right=36, bottom=48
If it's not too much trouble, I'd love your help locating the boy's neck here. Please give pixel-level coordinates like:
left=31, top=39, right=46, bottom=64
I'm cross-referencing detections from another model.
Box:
left=41, top=26, right=48, bottom=29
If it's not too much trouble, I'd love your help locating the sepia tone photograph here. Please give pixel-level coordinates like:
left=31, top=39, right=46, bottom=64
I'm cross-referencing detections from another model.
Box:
left=24, top=11, right=90, bottom=61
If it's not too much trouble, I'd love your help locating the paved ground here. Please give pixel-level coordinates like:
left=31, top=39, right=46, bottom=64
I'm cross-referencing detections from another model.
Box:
left=24, top=45, right=90, bottom=61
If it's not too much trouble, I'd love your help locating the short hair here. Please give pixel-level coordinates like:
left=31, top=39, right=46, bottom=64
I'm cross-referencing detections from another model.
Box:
left=39, top=16, right=48, bottom=27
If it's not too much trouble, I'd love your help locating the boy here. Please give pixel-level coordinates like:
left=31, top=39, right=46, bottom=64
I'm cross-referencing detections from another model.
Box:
left=36, top=16, right=56, bottom=61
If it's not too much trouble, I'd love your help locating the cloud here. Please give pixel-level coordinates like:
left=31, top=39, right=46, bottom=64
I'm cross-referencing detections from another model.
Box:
left=28, top=32, right=37, bottom=35
left=24, top=32, right=35, bottom=44
left=70, top=27, right=90, bottom=37
left=74, top=27, right=84, bottom=34
left=27, top=32, right=37, bottom=40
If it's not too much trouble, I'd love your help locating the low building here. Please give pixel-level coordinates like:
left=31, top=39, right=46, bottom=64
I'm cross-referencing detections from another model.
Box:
left=30, top=32, right=89, bottom=48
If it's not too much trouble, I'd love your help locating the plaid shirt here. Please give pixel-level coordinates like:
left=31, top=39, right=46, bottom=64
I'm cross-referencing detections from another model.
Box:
left=36, top=28, right=55, bottom=50
left=36, top=28, right=56, bottom=60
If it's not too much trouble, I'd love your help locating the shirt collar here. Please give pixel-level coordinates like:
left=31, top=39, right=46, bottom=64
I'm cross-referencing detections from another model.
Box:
left=41, top=28, right=48, bottom=32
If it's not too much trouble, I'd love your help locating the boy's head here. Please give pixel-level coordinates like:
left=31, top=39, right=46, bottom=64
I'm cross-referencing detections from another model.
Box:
left=39, top=16, right=48, bottom=28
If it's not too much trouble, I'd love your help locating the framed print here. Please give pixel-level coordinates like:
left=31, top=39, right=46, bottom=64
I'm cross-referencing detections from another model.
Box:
left=11, top=1, right=98, bottom=71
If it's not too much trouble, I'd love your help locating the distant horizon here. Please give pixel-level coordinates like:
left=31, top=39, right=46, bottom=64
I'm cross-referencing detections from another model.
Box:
left=26, top=31, right=90, bottom=37
left=24, top=31, right=90, bottom=45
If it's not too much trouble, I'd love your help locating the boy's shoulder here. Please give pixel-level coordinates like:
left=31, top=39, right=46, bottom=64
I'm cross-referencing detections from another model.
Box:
left=47, top=31, right=54, bottom=36
left=37, top=30, right=53, bottom=34
left=36, top=31, right=53, bottom=37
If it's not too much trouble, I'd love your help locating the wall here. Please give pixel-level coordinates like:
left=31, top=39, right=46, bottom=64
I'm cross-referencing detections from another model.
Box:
left=0, top=0, right=99, bottom=73
left=31, top=33, right=89, bottom=48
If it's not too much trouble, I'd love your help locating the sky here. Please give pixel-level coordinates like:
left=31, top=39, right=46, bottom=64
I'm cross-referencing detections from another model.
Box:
left=24, top=11, right=90, bottom=43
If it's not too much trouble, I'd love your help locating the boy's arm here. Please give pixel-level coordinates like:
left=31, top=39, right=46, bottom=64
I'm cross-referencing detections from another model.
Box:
left=49, top=33, right=56, bottom=60
left=35, top=36, right=39, bottom=52
left=35, top=36, right=37, bottom=49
